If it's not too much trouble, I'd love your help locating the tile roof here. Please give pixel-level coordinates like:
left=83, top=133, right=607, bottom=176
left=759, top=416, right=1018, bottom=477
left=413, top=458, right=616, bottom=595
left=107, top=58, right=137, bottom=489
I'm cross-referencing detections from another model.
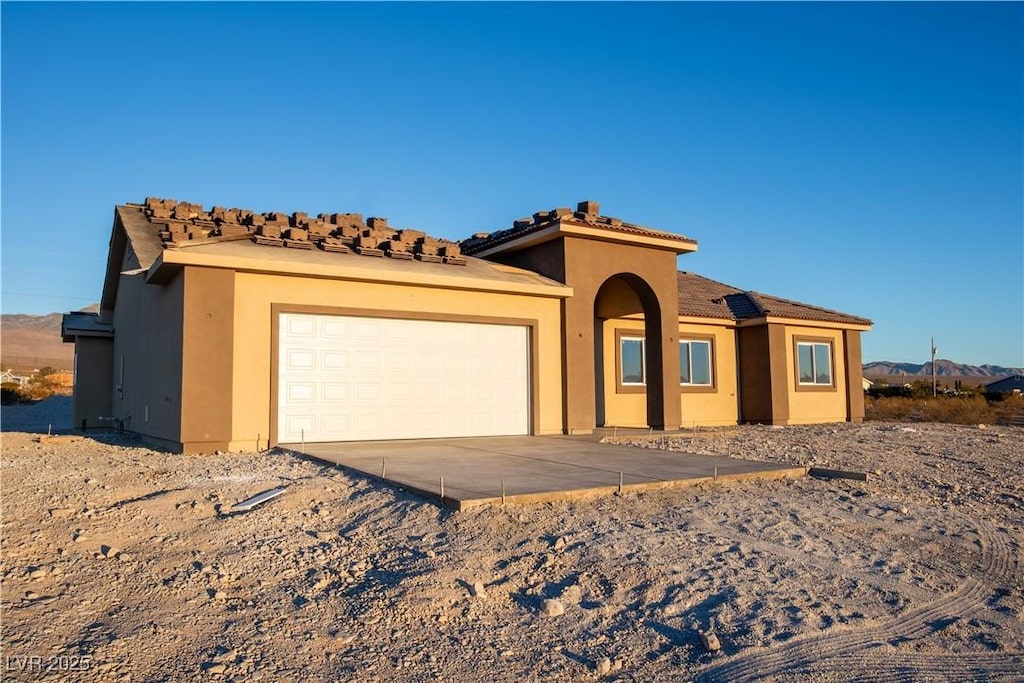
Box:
left=133, top=197, right=468, bottom=266
left=461, top=200, right=695, bottom=255
left=677, top=272, right=871, bottom=326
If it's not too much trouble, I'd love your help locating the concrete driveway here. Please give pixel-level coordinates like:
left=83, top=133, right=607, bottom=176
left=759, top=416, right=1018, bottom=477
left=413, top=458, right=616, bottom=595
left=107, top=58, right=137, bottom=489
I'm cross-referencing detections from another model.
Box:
left=288, top=435, right=806, bottom=509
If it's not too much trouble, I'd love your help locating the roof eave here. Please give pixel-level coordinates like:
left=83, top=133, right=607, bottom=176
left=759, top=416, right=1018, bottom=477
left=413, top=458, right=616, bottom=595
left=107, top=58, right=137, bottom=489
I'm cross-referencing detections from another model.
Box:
left=470, top=218, right=697, bottom=258
left=677, top=314, right=738, bottom=327
left=735, top=315, right=872, bottom=331
left=146, top=248, right=574, bottom=299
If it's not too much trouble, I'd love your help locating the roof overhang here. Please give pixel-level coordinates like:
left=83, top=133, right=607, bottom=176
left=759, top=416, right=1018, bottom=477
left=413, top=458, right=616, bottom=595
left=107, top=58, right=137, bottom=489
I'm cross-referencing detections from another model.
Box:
left=735, top=315, right=872, bottom=332
left=146, top=244, right=574, bottom=299
left=61, top=313, right=114, bottom=343
left=469, top=218, right=698, bottom=259
left=677, top=315, right=739, bottom=328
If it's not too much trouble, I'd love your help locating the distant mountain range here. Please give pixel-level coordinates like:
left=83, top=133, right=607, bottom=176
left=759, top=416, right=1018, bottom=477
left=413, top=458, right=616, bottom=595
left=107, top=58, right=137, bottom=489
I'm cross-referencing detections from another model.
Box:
left=863, top=360, right=1023, bottom=379
left=1, top=310, right=84, bottom=371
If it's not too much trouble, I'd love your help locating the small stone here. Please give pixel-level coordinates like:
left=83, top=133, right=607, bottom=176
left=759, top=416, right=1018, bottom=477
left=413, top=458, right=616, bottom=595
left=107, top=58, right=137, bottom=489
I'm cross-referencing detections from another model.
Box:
left=596, top=657, right=612, bottom=675
left=49, top=507, right=75, bottom=518
left=28, top=568, right=47, bottom=579
left=213, top=591, right=227, bottom=600
left=699, top=630, right=721, bottom=652
left=613, top=659, right=624, bottom=670
left=977, top=424, right=987, bottom=430
left=101, top=545, right=119, bottom=559
left=205, top=663, right=226, bottom=675
left=425, top=550, right=436, bottom=559
left=541, top=599, right=565, bottom=617
left=470, top=582, right=486, bottom=598
left=900, top=507, right=909, bottom=515
left=25, top=591, right=39, bottom=600
left=553, top=536, right=567, bottom=551
left=560, top=585, right=582, bottom=603
left=119, top=553, right=133, bottom=562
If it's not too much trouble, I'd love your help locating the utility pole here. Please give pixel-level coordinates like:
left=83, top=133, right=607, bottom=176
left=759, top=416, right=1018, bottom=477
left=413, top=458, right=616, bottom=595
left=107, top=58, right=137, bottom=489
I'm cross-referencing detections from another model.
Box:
left=931, top=337, right=937, bottom=397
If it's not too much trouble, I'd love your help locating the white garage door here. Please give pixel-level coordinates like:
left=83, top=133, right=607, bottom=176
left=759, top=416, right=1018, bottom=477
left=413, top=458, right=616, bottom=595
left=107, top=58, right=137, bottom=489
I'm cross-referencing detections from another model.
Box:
left=277, top=313, right=530, bottom=443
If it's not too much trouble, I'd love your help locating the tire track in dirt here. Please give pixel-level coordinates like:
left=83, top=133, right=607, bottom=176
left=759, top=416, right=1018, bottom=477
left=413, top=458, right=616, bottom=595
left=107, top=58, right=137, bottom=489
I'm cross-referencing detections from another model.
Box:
left=689, top=514, right=920, bottom=600
left=804, top=651, right=1024, bottom=683
left=697, top=515, right=1021, bottom=682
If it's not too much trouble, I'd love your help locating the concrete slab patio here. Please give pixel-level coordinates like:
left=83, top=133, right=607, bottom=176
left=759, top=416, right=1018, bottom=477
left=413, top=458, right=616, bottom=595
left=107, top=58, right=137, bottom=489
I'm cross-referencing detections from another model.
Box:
left=288, top=435, right=806, bottom=510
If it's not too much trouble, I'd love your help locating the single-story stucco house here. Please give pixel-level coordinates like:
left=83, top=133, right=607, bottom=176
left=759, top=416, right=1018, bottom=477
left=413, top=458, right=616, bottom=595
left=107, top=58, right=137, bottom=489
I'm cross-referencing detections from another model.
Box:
left=62, top=198, right=871, bottom=453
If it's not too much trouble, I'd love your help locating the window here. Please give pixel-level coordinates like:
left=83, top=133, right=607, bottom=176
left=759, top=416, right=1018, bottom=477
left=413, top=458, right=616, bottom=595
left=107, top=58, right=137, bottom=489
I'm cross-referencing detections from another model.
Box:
left=797, top=341, right=832, bottom=386
left=616, top=330, right=716, bottom=393
left=620, top=336, right=645, bottom=385
left=680, top=339, right=712, bottom=386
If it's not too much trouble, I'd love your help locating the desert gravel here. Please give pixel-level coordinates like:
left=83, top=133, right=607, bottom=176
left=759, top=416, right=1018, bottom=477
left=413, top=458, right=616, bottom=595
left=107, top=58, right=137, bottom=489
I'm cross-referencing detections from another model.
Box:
left=1, top=399, right=1021, bottom=681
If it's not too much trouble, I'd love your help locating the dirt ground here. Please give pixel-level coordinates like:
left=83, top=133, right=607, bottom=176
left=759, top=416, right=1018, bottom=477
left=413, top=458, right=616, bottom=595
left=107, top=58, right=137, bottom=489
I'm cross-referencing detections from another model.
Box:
left=2, top=399, right=1022, bottom=682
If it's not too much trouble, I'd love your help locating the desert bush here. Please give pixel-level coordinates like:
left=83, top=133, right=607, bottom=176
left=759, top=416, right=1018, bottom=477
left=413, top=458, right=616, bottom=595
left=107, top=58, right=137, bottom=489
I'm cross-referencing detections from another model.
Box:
left=22, top=367, right=61, bottom=400
left=992, top=394, right=1024, bottom=424
left=867, top=385, right=911, bottom=399
left=865, top=395, right=1000, bottom=425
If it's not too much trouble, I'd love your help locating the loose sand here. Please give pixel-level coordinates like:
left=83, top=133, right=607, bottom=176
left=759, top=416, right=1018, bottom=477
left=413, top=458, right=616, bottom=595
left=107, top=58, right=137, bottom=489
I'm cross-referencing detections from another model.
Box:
left=2, top=399, right=1021, bottom=681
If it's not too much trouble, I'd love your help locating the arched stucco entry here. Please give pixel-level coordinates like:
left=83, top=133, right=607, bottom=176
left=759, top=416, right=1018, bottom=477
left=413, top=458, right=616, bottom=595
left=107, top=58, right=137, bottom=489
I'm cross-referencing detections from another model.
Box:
left=594, top=273, right=666, bottom=429
left=470, top=205, right=690, bottom=435
left=553, top=237, right=682, bottom=434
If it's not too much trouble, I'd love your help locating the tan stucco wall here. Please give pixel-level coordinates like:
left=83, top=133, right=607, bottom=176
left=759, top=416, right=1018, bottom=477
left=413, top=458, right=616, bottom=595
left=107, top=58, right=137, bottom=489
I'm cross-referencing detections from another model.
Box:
left=110, top=269, right=184, bottom=444
left=72, top=337, right=113, bottom=430
left=229, top=272, right=566, bottom=449
left=783, top=325, right=849, bottom=424
left=599, top=318, right=739, bottom=428
left=180, top=267, right=235, bottom=452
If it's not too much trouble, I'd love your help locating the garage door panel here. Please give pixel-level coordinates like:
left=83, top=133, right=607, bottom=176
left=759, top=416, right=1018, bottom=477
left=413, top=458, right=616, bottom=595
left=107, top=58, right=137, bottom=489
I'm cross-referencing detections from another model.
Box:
left=286, top=383, right=316, bottom=402
left=321, top=383, right=348, bottom=402
left=322, top=319, right=350, bottom=337
left=322, top=351, right=349, bottom=370
left=278, top=313, right=529, bottom=442
left=285, top=349, right=316, bottom=370
left=286, top=316, right=316, bottom=337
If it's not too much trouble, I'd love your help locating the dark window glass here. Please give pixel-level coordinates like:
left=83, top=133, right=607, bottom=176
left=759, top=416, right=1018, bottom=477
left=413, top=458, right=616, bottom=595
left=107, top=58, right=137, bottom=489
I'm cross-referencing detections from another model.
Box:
left=621, top=338, right=645, bottom=384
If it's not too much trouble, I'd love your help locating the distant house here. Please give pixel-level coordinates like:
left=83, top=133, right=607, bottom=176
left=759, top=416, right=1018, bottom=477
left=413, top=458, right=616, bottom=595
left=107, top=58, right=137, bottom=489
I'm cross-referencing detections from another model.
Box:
left=862, top=377, right=873, bottom=391
left=63, top=197, right=872, bottom=452
left=984, top=374, right=1024, bottom=395
left=0, top=370, right=28, bottom=387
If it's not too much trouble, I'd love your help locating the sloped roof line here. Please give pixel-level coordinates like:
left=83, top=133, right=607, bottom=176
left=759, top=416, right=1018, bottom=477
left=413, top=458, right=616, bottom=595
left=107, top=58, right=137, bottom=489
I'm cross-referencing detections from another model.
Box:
left=461, top=202, right=694, bottom=255
left=747, top=289, right=871, bottom=325
left=676, top=272, right=871, bottom=326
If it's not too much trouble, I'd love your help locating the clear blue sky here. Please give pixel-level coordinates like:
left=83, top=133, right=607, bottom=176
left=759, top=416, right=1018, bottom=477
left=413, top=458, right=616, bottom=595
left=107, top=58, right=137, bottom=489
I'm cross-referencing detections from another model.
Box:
left=2, top=2, right=1021, bottom=366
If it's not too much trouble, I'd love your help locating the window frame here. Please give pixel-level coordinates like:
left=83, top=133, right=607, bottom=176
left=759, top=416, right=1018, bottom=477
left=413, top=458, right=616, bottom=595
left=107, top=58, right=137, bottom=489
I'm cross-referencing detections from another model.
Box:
left=794, top=337, right=836, bottom=391
left=615, top=331, right=647, bottom=393
left=679, top=335, right=717, bottom=393
left=614, top=329, right=719, bottom=394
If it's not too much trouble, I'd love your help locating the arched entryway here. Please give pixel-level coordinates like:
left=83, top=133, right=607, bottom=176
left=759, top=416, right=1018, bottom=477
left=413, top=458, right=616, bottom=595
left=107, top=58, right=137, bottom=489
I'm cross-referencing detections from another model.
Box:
left=594, top=273, right=666, bottom=429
